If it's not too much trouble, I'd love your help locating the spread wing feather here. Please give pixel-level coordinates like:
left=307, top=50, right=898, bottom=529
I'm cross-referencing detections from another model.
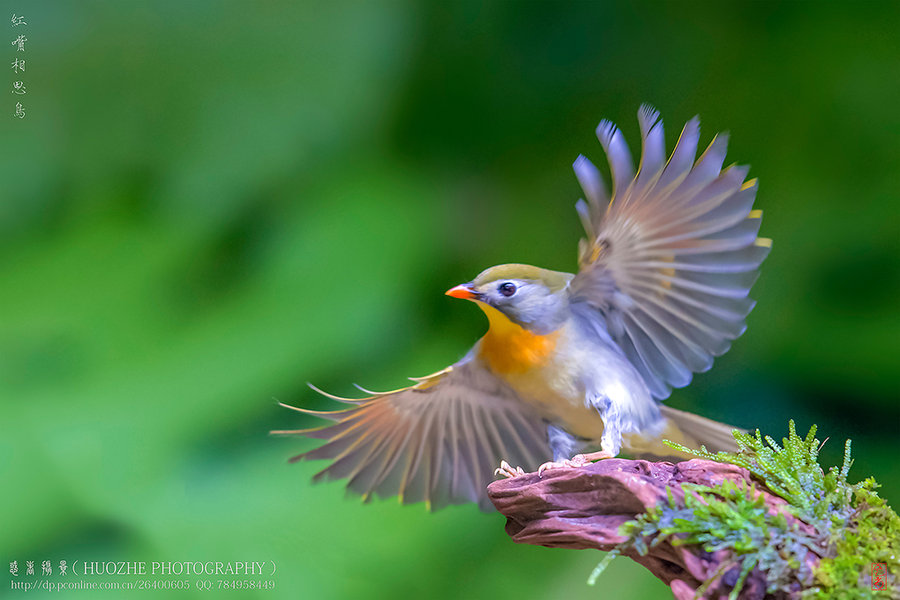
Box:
left=570, top=105, right=771, bottom=400
left=273, top=358, right=551, bottom=511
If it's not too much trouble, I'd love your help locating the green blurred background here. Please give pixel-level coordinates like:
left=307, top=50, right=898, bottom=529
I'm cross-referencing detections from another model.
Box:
left=2, top=2, right=898, bottom=598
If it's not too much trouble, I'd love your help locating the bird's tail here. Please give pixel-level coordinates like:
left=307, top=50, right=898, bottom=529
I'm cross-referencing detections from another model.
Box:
left=624, top=405, right=743, bottom=459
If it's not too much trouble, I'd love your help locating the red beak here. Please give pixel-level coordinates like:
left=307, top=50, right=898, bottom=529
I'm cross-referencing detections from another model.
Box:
left=445, top=283, right=478, bottom=300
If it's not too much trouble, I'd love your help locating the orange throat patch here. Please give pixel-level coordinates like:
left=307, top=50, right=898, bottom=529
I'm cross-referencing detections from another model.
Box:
left=475, top=302, right=558, bottom=375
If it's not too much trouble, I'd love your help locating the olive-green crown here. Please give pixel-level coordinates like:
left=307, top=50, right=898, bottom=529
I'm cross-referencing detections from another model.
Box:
left=473, top=263, right=572, bottom=293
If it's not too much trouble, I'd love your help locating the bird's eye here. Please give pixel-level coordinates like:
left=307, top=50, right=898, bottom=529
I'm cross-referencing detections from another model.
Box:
left=498, top=282, right=517, bottom=297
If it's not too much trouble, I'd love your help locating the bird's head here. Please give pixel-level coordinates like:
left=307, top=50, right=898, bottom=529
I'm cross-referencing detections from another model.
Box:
left=446, top=264, right=573, bottom=334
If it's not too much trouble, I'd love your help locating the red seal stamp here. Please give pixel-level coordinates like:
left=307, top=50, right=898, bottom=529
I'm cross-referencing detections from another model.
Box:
left=872, top=562, right=887, bottom=591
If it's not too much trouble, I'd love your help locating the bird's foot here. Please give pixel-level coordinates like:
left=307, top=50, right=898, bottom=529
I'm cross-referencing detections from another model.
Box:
left=537, top=451, right=614, bottom=477
left=494, top=460, right=526, bottom=479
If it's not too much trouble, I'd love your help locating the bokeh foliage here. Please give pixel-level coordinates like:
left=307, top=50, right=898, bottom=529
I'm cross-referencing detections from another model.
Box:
left=2, top=2, right=898, bottom=599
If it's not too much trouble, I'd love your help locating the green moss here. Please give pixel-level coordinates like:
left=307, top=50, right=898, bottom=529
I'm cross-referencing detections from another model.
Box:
left=590, top=421, right=900, bottom=598
left=816, top=478, right=900, bottom=598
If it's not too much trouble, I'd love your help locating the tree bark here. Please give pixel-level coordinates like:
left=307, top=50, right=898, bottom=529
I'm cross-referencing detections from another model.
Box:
left=487, top=458, right=816, bottom=600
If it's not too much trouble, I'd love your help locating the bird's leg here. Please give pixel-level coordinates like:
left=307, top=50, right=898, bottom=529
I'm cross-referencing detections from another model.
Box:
left=537, top=450, right=615, bottom=476
left=494, top=460, right=525, bottom=479
left=537, top=425, right=605, bottom=476
left=578, top=450, right=616, bottom=462
left=536, top=394, right=622, bottom=475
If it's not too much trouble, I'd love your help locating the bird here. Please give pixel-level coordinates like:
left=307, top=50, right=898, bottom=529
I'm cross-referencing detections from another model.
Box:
left=274, top=105, right=771, bottom=512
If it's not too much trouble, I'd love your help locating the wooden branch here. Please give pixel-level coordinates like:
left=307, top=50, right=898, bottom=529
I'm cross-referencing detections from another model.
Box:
left=487, top=458, right=817, bottom=600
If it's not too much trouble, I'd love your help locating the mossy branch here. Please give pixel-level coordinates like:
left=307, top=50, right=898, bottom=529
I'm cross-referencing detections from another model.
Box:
left=487, top=421, right=899, bottom=599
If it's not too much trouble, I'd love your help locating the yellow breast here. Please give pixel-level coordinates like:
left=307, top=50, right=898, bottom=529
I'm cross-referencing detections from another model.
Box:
left=475, top=303, right=558, bottom=375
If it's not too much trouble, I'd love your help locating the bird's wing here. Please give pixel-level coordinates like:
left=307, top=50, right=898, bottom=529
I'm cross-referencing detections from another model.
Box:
left=569, top=105, right=771, bottom=400
left=273, top=356, right=551, bottom=511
